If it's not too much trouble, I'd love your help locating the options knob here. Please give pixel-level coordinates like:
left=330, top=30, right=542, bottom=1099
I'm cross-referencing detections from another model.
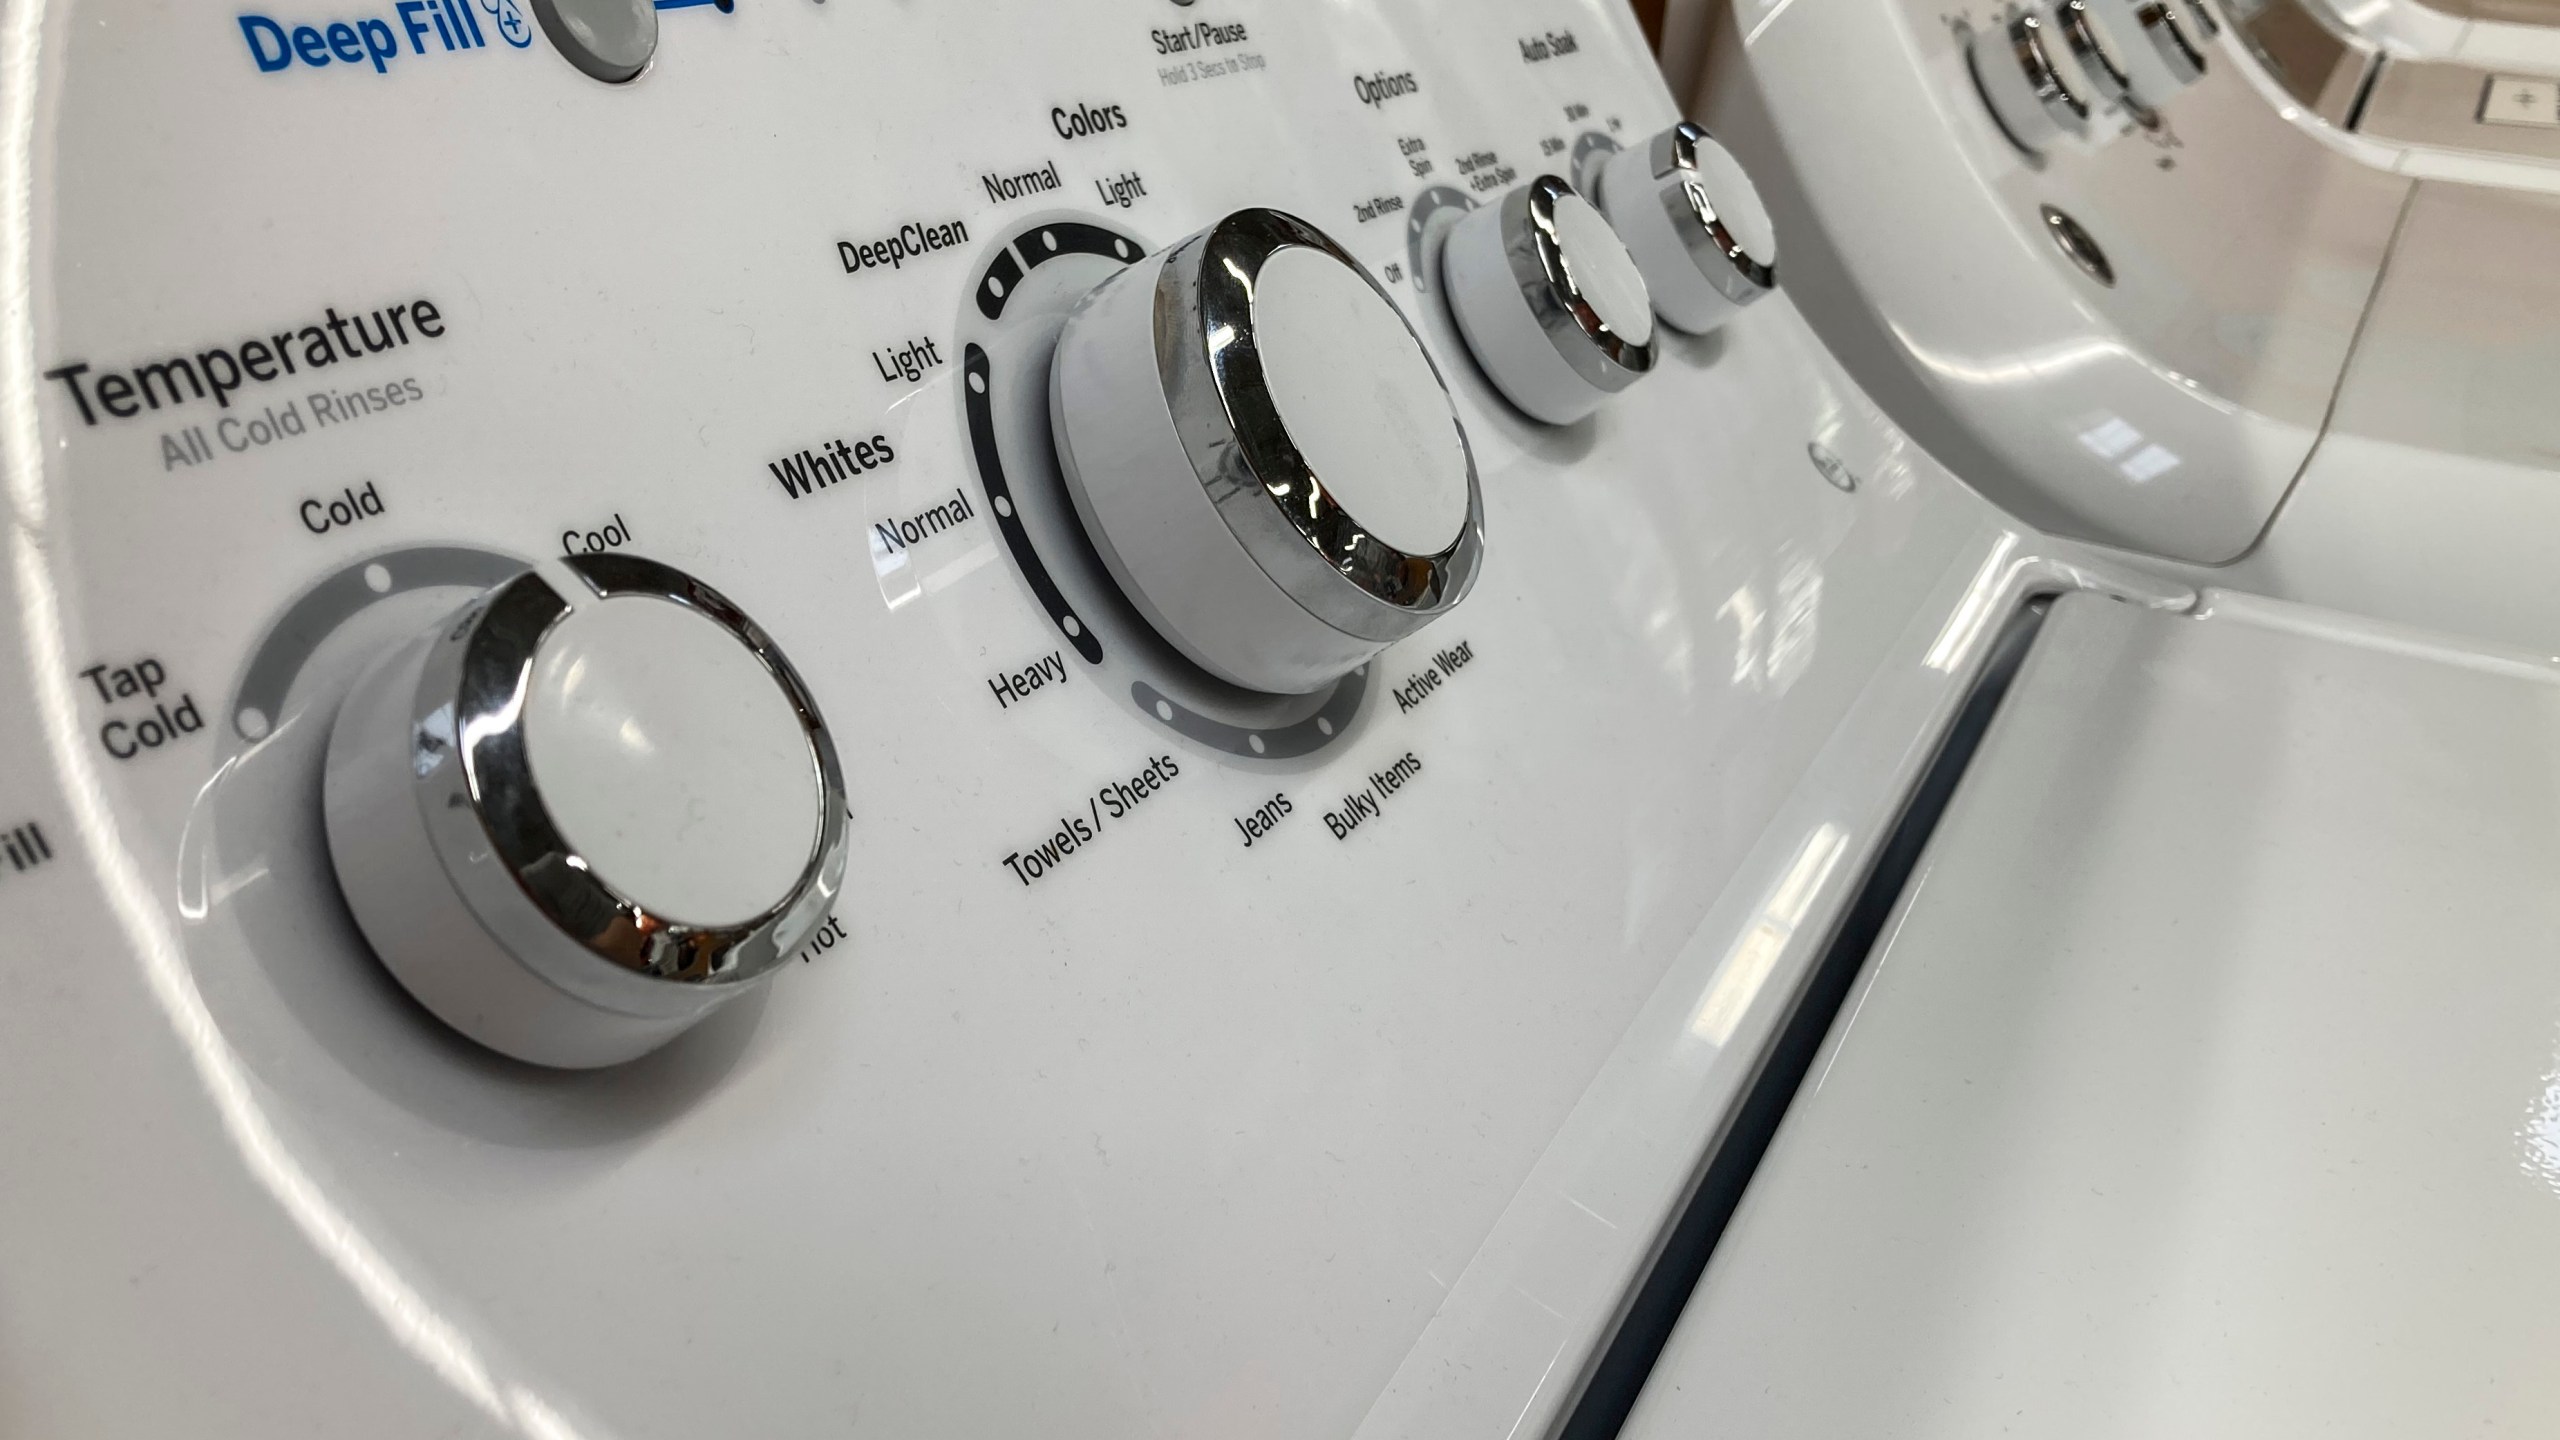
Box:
left=2075, top=0, right=2206, bottom=109
left=1442, top=174, right=1656, bottom=424
left=1049, top=208, right=1483, bottom=696
left=1970, top=8, right=2093, bottom=151
left=323, top=552, right=847, bottom=1069
left=1596, top=122, right=1777, bottom=336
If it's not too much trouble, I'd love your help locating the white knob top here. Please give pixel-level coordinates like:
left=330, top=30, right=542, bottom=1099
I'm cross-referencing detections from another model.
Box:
left=1049, top=208, right=1483, bottom=696
left=1253, top=246, right=1474, bottom=556
left=323, top=552, right=847, bottom=1068
left=524, top=595, right=821, bottom=926
left=1598, top=123, right=1777, bottom=337
left=1440, top=175, right=1656, bottom=425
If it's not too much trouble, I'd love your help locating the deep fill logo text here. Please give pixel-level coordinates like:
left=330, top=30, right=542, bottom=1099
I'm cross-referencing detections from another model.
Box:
left=239, top=0, right=526, bottom=76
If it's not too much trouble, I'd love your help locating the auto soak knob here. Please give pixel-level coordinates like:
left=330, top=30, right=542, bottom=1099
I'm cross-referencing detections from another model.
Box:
left=1048, top=208, right=1484, bottom=696
left=1597, top=122, right=1777, bottom=336
left=1441, top=174, right=1657, bottom=424
left=323, top=552, right=848, bottom=1068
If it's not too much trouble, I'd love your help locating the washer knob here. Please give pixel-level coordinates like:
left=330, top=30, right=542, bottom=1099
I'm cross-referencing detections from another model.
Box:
left=324, top=552, right=848, bottom=1069
left=2053, top=0, right=2142, bottom=115
left=1597, top=123, right=1777, bottom=336
left=2080, top=0, right=2206, bottom=108
left=1049, top=208, right=1484, bottom=696
left=1441, top=174, right=1657, bottom=424
left=1970, top=8, right=2095, bottom=151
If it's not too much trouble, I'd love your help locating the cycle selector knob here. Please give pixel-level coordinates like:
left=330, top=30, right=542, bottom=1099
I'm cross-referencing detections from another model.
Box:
left=1049, top=208, right=1484, bottom=696
left=1597, top=122, right=1777, bottom=336
left=1442, top=174, right=1657, bottom=424
left=323, top=552, right=848, bottom=1068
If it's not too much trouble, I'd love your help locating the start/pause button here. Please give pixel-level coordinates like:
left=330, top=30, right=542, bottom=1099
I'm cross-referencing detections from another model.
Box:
left=2479, top=73, right=2560, bottom=128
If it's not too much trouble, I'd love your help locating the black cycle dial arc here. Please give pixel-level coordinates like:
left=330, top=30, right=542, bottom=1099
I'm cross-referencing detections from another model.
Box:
left=976, top=221, right=1144, bottom=321
left=964, top=342, right=1103, bottom=665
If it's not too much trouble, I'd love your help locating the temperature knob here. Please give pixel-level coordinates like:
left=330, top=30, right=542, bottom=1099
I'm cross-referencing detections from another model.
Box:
left=1596, top=122, right=1777, bottom=336
left=323, top=553, right=848, bottom=1068
left=1970, top=8, right=2093, bottom=151
left=1441, top=174, right=1656, bottom=424
left=1049, top=208, right=1484, bottom=696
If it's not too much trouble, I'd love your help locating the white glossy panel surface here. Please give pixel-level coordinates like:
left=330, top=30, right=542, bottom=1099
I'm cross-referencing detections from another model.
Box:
left=1356, top=542, right=2196, bottom=1440
left=1625, top=589, right=2560, bottom=1439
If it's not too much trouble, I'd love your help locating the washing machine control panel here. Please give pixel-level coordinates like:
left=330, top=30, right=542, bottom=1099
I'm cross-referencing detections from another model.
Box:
left=0, top=3, right=2039, bottom=1437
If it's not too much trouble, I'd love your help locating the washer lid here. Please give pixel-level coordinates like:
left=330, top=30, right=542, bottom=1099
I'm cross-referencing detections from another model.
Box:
left=1625, top=591, right=2560, bottom=1440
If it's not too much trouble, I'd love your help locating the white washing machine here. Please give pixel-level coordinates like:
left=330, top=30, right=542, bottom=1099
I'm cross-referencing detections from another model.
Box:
left=2213, top=0, right=2560, bottom=193
left=2, top=1, right=2554, bottom=1437
left=1691, top=0, right=2560, bottom=650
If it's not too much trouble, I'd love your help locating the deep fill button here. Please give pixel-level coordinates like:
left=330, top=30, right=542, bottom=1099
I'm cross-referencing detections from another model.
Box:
left=533, top=0, right=656, bottom=83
